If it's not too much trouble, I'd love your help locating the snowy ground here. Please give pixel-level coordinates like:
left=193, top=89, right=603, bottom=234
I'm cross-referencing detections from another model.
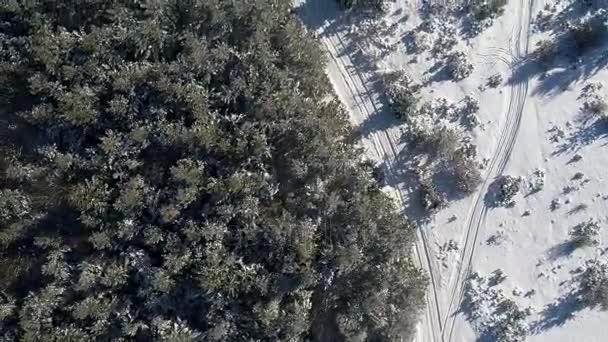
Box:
left=297, top=0, right=608, bottom=341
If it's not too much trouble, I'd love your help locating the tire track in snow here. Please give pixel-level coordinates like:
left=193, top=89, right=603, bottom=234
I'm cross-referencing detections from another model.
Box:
left=319, top=21, right=445, bottom=342
left=442, top=1, right=534, bottom=341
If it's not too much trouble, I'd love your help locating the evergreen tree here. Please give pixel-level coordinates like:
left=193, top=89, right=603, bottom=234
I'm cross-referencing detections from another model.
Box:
left=0, top=1, right=426, bottom=340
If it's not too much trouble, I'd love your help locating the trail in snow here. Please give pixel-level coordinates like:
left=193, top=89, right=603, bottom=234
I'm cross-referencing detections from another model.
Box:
left=323, top=27, right=446, bottom=342
left=441, top=1, right=535, bottom=341
left=298, top=2, right=446, bottom=341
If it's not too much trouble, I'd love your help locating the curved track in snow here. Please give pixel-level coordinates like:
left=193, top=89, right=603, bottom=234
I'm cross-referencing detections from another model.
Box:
left=441, top=1, right=534, bottom=341
left=299, top=0, right=538, bottom=341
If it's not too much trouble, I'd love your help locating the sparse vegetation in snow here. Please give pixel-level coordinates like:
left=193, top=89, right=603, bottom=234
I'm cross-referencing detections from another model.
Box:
left=580, top=259, right=608, bottom=311
left=533, top=39, right=557, bottom=66
left=487, top=73, right=503, bottom=88
left=466, top=0, right=508, bottom=22
left=580, top=82, right=608, bottom=120
left=420, top=179, right=447, bottom=212
left=528, top=168, right=545, bottom=193
left=337, top=0, right=391, bottom=12
left=496, top=175, right=523, bottom=207
left=463, top=0, right=509, bottom=36
left=383, top=70, right=421, bottom=120
left=569, top=219, right=601, bottom=248
left=445, top=51, right=474, bottom=81
left=453, top=152, right=483, bottom=195
left=464, top=271, right=532, bottom=342
left=570, top=14, right=608, bottom=53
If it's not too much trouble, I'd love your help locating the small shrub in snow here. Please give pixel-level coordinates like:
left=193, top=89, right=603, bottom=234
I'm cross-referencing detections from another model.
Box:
left=433, top=27, right=458, bottom=56
left=487, top=230, right=506, bottom=246
left=550, top=198, right=561, bottom=211
left=580, top=259, right=608, bottom=310
left=533, top=39, right=557, bottom=65
left=570, top=220, right=601, bottom=248
left=562, top=185, right=578, bottom=194
left=338, top=0, right=391, bottom=12
left=570, top=154, right=583, bottom=163
left=528, top=168, right=545, bottom=193
left=466, top=0, right=508, bottom=22
left=382, top=70, right=420, bottom=120
left=496, top=175, right=522, bottom=207
left=445, top=51, right=474, bottom=81
left=487, top=73, right=503, bottom=88
left=570, top=16, right=608, bottom=52
left=488, top=299, right=532, bottom=342
left=579, top=82, right=608, bottom=120
left=459, top=95, right=481, bottom=128
left=580, top=82, right=608, bottom=120
left=412, top=31, right=431, bottom=52
left=464, top=271, right=532, bottom=342
left=489, top=269, right=507, bottom=286
left=419, top=179, right=447, bottom=212
left=572, top=172, right=585, bottom=180
left=452, top=152, right=482, bottom=195
left=409, top=125, right=460, bottom=160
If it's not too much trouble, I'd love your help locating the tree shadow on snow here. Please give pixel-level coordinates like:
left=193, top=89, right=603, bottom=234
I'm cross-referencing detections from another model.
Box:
left=508, top=23, right=608, bottom=97
left=296, top=0, right=403, bottom=138
left=482, top=176, right=504, bottom=209
left=531, top=290, right=585, bottom=333
left=552, top=112, right=608, bottom=156
left=546, top=241, right=576, bottom=261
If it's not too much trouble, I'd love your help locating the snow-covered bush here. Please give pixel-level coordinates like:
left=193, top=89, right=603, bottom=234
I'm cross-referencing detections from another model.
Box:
left=412, top=31, right=431, bottom=52
left=408, top=124, right=460, bottom=160
left=569, top=220, right=601, bottom=248
left=419, top=179, right=447, bottom=212
left=489, top=269, right=507, bottom=286
left=464, top=271, right=532, bottom=342
left=580, top=259, right=608, bottom=310
left=533, top=39, right=557, bottom=65
left=496, top=175, right=522, bottom=207
left=467, top=0, right=508, bottom=22
left=550, top=198, right=561, bottom=211
left=487, top=230, right=506, bottom=246
left=580, top=82, right=608, bottom=120
left=570, top=15, right=608, bottom=52
left=445, top=51, right=474, bottom=81
left=417, top=98, right=459, bottom=120
left=459, top=95, right=481, bottom=128
left=433, top=26, right=458, bottom=55
left=338, top=0, right=391, bottom=12
left=382, top=70, right=420, bottom=120
left=528, top=168, right=545, bottom=193
left=487, top=299, right=532, bottom=342
left=487, top=73, right=503, bottom=88
left=452, top=152, right=482, bottom=195
left=534, top=4, right=556, bottom=32
left=463, top=0, right=508, bottom=35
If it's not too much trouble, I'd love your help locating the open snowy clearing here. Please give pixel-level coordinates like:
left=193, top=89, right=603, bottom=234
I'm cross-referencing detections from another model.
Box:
left=297, top=0, right=608, bottom=341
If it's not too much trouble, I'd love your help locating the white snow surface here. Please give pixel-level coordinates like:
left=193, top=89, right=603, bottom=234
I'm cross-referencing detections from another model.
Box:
left=296, top=0, right=608, bottom=341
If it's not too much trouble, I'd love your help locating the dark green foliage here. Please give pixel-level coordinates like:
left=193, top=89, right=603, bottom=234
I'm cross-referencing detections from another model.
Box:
left=467, top=0, right=508, bottom=22
left=580, top=260, right=608, bottom=311
left=337, top=0, right=390, bottom=12
left=0, top=1, right=425, bottom=341
left=570, top=16, right=607, bottom=52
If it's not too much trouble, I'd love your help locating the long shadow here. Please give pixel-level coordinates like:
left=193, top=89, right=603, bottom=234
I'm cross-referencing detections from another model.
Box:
left=553, top=113, right=608, bottom=156
left=294, top=0, right=341, bottom=32
left=532, top=289, right=585, bottom=333
left=512, top=2, right=608, bottom=97
left=483, top=176, right=504, bottom=209
left=546, top=241, right=576, bottom=261
left=297, top=0, right=402, bottom=138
